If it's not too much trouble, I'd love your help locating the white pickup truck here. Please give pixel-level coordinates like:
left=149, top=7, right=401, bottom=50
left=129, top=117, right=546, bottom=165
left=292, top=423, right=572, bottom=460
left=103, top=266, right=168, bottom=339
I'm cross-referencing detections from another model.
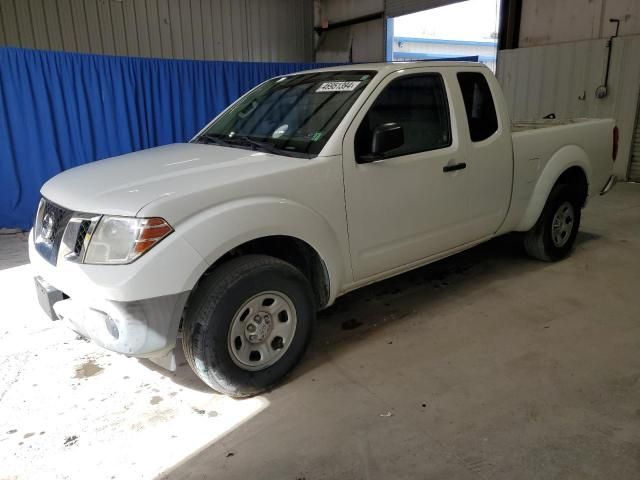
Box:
left=30, top=62, right=617, bottom=396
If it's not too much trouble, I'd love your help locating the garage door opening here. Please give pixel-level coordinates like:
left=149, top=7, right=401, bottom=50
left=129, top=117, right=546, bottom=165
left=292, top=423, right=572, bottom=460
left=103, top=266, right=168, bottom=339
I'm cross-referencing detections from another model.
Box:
left=387, top=0, right=501, bottom=72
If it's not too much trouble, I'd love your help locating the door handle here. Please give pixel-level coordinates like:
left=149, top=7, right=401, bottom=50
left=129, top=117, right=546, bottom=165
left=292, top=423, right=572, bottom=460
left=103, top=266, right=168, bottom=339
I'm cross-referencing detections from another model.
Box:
left=443, top=162, right=467, bottom=173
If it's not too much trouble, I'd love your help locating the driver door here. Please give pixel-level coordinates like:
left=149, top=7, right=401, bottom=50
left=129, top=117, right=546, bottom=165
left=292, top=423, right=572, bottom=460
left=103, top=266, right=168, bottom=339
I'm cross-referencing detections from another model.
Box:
left=342, top=70, right=472, bottom=281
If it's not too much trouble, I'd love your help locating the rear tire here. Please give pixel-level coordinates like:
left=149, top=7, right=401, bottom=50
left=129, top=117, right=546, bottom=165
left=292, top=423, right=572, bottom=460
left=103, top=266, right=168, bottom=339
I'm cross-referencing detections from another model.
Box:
left=182, top=255, right=315, bottom=397
left=523, top=183, right=582, bottom=262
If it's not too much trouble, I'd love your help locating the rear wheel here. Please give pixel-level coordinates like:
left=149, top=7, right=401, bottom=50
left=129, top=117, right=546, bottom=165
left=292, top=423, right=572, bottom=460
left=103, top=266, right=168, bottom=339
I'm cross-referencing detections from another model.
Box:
left=182, top=255, right=315, bottom=397
left=523, top=183, right=582, bottom=261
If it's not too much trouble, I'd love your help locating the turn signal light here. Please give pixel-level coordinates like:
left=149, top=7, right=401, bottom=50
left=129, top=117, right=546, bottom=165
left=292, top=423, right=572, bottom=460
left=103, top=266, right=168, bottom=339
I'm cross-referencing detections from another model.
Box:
left=134, top=218, right=174, bottom=255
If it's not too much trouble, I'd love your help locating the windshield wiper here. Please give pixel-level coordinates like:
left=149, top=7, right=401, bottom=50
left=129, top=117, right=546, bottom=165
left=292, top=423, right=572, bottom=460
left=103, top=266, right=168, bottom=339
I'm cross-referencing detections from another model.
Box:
left=200, top=133, right=292, bottom=156
left=233, top=136, right=286, bottom=156
left=199, top=133, right=233, bottom=147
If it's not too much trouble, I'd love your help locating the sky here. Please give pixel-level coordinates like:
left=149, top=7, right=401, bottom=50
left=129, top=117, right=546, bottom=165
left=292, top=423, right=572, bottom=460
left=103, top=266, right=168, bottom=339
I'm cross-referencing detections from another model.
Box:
left=393, top=0, right=501, bottom=42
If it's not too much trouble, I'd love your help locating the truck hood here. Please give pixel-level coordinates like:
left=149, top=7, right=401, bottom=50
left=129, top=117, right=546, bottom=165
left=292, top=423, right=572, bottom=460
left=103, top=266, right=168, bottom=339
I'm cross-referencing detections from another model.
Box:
left=41, top=143, right=303, bottom=217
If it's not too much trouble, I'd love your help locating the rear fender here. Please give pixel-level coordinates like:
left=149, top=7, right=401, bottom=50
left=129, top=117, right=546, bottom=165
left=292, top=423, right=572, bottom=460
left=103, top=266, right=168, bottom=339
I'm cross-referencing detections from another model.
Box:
left=516, top=145, right=591, bottom=231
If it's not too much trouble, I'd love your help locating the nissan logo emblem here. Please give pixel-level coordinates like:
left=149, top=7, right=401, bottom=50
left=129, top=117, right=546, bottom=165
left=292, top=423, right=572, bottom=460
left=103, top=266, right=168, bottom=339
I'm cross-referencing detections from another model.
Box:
left=41, top=213, right=55, bottom=242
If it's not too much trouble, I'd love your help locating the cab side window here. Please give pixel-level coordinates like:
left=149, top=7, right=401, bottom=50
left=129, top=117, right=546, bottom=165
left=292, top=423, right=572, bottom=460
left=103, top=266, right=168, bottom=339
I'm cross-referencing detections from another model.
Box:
left=457, top=72, right=498, bottom=142
left=355, top=73, right=451, bottom=161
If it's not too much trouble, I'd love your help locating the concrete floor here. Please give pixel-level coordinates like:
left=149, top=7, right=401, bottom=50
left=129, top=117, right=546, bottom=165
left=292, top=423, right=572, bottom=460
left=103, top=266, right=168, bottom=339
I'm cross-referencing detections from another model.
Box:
left=1, top=183, right=639, bottom=480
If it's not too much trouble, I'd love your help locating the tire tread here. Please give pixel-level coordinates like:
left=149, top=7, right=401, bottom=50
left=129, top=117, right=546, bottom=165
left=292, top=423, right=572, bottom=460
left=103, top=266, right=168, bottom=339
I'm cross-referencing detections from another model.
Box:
left=523, top=183, right=582, bottom=262
left=182, top=255, right=312, bottom=397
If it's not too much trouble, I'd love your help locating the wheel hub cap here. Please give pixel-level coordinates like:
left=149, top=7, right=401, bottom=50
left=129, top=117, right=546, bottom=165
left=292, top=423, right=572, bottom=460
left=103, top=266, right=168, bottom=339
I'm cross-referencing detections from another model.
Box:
left=551, top=201, right=575, bottom=247
left=245, top=313, right=272, bottom=343
left=227, top=291, right=297, bottom=371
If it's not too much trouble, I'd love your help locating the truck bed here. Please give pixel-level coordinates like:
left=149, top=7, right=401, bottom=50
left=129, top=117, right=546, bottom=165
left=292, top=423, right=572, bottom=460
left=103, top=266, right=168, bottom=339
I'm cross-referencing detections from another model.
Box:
left=500, top=117, right=615, bottom=234
left=511, top=118, right=594, bottom=133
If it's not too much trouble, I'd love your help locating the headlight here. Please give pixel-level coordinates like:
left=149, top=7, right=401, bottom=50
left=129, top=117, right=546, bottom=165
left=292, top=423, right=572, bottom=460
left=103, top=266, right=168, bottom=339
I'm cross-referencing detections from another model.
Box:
left=83, top=216, right=173, bottom=265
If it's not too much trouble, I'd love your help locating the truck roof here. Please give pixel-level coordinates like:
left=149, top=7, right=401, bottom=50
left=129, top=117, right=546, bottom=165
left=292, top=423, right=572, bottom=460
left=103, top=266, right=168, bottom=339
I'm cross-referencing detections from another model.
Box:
left=298, top=61, right=487, bottom=75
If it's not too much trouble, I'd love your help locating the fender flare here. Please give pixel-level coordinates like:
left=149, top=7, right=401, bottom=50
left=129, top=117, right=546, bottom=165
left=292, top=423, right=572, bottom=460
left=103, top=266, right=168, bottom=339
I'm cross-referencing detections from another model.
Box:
left=516, top=145, right=591, bottom=231
left=177, top=196, right=347, bottom=303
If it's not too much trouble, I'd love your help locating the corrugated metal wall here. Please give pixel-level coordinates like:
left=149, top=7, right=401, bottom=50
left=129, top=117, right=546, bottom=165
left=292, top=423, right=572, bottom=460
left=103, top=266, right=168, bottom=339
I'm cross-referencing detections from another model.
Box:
left=497, top=35, right=640, bottom=180
left=315, top=0, right=467, bottom=63
left=519, top=0, right=640, bottom=48
left=315, top=0, right=385, bottom=63
left=0, top=0, right=314, bottom=62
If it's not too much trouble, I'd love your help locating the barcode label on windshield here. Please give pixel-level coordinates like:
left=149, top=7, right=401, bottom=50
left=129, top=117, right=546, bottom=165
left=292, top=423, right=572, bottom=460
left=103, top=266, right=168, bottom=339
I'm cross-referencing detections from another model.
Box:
left=316, top=81, right=361, bottom=92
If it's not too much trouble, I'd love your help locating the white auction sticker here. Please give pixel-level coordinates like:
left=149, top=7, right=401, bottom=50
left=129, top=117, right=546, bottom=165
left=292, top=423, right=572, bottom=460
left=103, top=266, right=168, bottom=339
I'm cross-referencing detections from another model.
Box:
left=316, top=81, right=361, bottom=92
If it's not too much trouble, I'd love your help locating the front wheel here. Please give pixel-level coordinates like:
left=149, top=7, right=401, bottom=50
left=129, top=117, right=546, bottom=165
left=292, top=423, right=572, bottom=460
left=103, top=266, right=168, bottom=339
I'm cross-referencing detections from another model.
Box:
left=182, top=255, right=315, bottom=397
left=523, top=183, right=582, bottom=262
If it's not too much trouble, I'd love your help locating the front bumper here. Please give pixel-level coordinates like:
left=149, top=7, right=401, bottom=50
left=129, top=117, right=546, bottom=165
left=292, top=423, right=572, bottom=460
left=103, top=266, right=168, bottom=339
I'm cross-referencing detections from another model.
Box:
left=29, top=229, right=198, bottom=362
left=51, top=291, right=189, bottom=358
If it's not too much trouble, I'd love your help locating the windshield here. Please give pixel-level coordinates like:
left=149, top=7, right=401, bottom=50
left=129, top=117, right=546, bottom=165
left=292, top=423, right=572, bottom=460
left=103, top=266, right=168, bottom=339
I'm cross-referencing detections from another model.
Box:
left=196, top=70, right=376, bottom=157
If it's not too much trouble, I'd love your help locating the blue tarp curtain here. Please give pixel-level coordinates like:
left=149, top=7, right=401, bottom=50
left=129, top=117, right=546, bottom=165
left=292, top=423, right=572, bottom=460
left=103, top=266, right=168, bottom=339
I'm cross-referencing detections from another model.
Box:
left=0, top=47, right=335, bottom=229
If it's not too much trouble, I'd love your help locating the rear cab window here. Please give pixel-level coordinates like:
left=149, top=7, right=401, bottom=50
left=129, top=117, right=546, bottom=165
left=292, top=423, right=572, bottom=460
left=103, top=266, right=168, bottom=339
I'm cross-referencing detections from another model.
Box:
left=457, top=72, right=498, bottom=142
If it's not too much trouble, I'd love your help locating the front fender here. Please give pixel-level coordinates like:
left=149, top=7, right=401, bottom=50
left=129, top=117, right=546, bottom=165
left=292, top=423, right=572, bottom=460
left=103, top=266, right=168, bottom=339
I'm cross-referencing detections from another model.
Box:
left=176, top=196, right=347, bottom=303
left=516, top=145, right=591, bottom=231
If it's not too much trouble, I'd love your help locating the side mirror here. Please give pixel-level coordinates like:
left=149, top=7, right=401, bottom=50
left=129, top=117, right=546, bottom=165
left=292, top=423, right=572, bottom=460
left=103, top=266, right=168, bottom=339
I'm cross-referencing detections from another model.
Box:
left=372, top=122, right=404, bottom=155
left=359, top=123, right=404, bottom=163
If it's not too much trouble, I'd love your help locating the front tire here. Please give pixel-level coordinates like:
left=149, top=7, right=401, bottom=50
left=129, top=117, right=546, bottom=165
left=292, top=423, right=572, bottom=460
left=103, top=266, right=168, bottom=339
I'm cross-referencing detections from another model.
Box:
left=523, top=183, right=582, bottom=261
left=182, top=255, right=315, bottom=397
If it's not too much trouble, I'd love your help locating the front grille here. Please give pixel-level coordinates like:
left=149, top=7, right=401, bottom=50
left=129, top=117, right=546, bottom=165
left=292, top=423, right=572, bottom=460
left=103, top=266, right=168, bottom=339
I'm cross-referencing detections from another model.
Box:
left=34, top=199, right=74, bottom=266
left=73, top=220, right=91, bottom=256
